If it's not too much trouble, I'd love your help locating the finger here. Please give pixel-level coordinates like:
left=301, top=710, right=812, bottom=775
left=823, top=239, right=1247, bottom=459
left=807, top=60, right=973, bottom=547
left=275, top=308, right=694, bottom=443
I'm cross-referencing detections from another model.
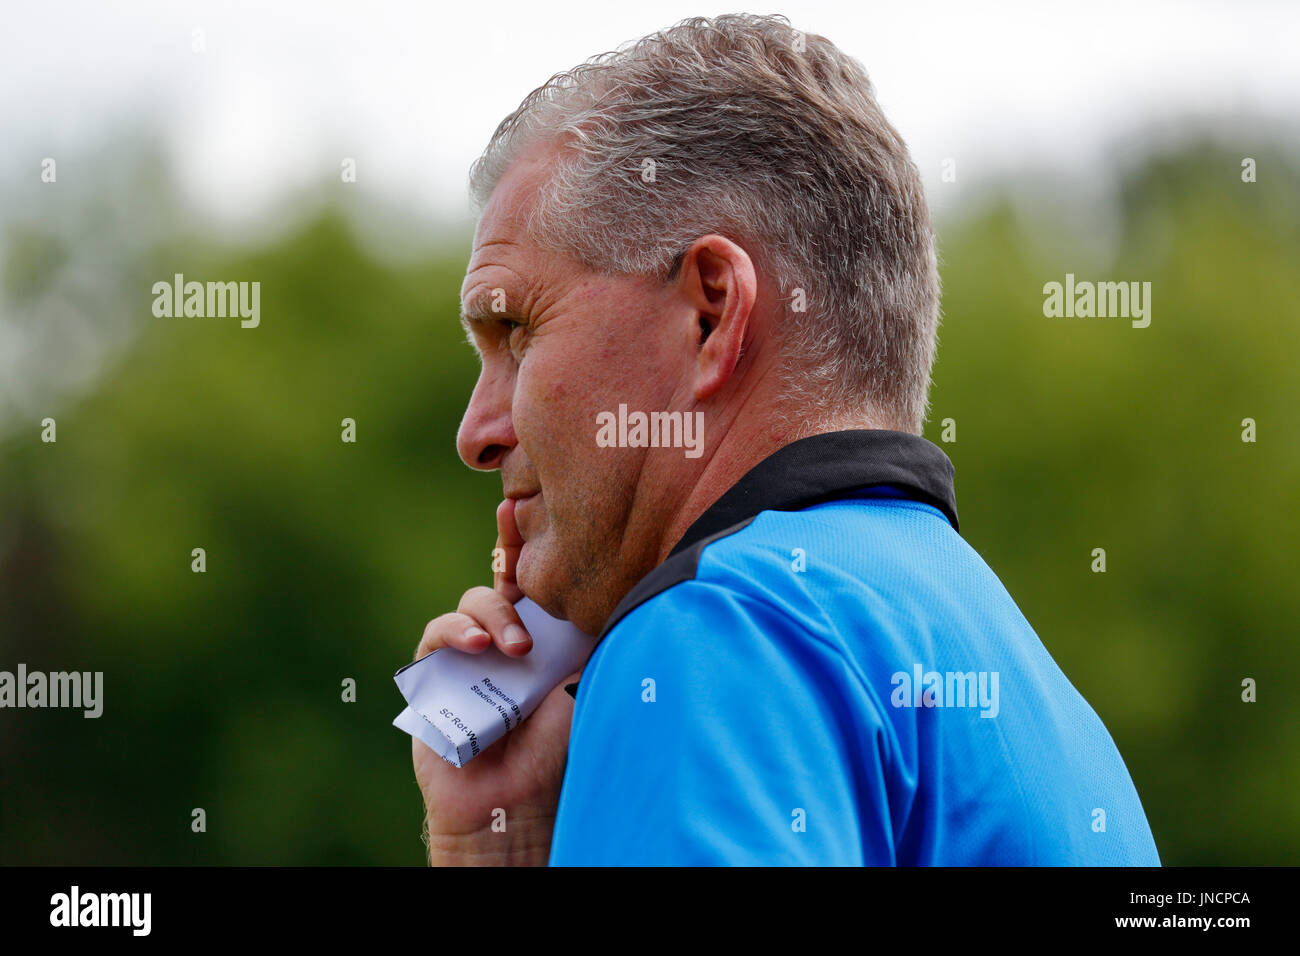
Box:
left=414, top=611, right=491, bottom=660
left=494, top=498, right=525, bottom=603
left=458, top=585, right=532, bottom=656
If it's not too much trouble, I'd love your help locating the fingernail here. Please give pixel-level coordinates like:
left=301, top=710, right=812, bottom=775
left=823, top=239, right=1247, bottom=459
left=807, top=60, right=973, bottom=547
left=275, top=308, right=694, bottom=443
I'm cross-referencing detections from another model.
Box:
left=462, top=625, right=489, bottom=643
left=503, top=624, right=530, bottom=645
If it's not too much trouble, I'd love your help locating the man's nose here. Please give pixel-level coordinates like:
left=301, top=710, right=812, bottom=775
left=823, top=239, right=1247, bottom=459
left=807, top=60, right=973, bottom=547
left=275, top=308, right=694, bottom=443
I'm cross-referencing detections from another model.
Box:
left=456, top=366, right=516, bottom=471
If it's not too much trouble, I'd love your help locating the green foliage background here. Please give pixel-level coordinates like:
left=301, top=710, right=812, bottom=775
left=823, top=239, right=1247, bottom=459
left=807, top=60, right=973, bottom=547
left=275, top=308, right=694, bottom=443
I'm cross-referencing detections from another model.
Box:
left=1, top=139, right=1296, bottom=864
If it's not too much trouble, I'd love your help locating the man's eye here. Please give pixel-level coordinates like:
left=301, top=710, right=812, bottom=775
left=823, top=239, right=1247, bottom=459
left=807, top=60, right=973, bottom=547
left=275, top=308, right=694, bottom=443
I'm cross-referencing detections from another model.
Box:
left=501, top=319, right=528, bottom=354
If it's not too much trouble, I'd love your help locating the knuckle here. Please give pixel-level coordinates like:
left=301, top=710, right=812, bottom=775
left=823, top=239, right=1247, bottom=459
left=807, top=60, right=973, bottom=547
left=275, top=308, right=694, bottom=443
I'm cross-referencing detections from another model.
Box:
left=457, top=585, right=498, bottom=614
left=416, top=613, right=464, bottom=656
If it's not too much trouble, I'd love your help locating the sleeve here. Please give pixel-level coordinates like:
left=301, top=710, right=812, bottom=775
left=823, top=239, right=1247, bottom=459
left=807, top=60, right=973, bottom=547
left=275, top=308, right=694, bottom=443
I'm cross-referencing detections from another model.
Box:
left=547, top=579, right=898, bottom=865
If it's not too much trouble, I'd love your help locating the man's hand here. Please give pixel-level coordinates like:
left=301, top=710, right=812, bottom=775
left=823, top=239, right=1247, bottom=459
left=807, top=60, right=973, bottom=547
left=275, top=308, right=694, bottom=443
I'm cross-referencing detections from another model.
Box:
left=410, top=497, right=581, bottom=866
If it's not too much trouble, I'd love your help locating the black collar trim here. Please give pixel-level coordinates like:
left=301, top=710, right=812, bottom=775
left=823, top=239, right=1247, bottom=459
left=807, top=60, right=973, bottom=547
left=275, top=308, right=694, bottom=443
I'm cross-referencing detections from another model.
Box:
left=668, top=428, right=958, bottom=556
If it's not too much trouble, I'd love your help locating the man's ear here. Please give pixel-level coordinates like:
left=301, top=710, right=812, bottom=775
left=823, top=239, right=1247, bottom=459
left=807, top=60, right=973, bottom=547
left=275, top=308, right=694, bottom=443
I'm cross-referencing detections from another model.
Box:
left=678, top=235, right=758, bottom=402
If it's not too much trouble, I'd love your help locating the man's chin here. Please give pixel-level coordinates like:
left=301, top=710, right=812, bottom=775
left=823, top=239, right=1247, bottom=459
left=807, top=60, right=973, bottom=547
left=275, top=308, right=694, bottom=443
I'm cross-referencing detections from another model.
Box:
left=515, top=538, right=560, bottom=612
left=517, top=541, right=579, bottom=624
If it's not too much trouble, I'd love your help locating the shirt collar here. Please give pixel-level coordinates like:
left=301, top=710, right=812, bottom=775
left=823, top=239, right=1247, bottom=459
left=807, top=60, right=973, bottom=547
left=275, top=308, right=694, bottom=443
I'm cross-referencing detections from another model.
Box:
left=667, top=428, right=959, bottom=558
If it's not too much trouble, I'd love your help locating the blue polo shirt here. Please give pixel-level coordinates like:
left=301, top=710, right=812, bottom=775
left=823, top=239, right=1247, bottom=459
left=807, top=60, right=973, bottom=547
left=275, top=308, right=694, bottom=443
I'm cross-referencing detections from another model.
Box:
left=548, top=430, right=1160, bottom=866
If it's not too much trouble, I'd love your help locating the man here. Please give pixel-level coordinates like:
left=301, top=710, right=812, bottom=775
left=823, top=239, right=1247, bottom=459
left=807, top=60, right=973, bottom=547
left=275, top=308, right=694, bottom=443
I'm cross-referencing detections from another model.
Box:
left=410, top=13, right=1160, bottom=866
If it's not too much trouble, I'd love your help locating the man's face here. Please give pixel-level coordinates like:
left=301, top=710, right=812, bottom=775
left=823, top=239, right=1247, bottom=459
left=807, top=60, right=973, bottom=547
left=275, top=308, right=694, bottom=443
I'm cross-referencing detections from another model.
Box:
left=456, top=139, right=695, bottom=632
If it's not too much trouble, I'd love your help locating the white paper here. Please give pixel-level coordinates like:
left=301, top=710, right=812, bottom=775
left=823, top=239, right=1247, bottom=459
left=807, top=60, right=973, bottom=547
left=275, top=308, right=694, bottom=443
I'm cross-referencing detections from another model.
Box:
left=392, top=596, right=594, bottom=768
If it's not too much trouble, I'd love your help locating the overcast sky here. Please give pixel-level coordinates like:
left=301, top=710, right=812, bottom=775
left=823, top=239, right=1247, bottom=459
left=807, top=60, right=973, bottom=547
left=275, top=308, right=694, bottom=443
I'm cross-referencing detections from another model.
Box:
left=2, top=0, right=1298, bottom=232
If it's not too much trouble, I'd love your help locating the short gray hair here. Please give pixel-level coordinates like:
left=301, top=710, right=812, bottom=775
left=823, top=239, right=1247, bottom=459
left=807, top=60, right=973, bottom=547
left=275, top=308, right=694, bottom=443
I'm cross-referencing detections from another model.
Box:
left=469, top=13, right=939, bottom=434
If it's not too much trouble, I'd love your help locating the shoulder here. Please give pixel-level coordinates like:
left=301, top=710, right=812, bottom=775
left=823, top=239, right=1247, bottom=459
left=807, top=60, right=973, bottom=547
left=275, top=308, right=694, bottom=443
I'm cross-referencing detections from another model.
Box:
left=557, top=541, right=900, bottom=864
left=584, top=496, right=994, bottom=754
left=586, top=514, right=896, bottom=738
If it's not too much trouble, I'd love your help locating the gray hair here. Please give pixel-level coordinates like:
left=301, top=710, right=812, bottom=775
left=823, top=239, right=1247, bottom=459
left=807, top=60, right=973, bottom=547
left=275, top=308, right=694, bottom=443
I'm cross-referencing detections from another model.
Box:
left=468, top=13, right=939, bottom=434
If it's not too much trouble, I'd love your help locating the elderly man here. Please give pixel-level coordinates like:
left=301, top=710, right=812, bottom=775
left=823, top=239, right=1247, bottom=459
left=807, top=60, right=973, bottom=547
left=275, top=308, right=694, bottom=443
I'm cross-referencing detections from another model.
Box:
left=410, top=13, right=1160, bottom=866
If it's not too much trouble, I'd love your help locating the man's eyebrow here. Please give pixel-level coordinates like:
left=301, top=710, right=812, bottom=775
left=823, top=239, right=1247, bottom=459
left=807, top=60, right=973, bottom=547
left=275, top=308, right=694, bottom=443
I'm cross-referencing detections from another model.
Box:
left=458, top=292, right=520, bottom=334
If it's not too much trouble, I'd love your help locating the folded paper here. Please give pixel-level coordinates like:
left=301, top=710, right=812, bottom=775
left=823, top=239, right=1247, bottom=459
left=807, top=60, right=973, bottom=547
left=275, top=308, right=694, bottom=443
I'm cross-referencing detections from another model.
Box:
left=392, top=597, right=594, bottom=768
